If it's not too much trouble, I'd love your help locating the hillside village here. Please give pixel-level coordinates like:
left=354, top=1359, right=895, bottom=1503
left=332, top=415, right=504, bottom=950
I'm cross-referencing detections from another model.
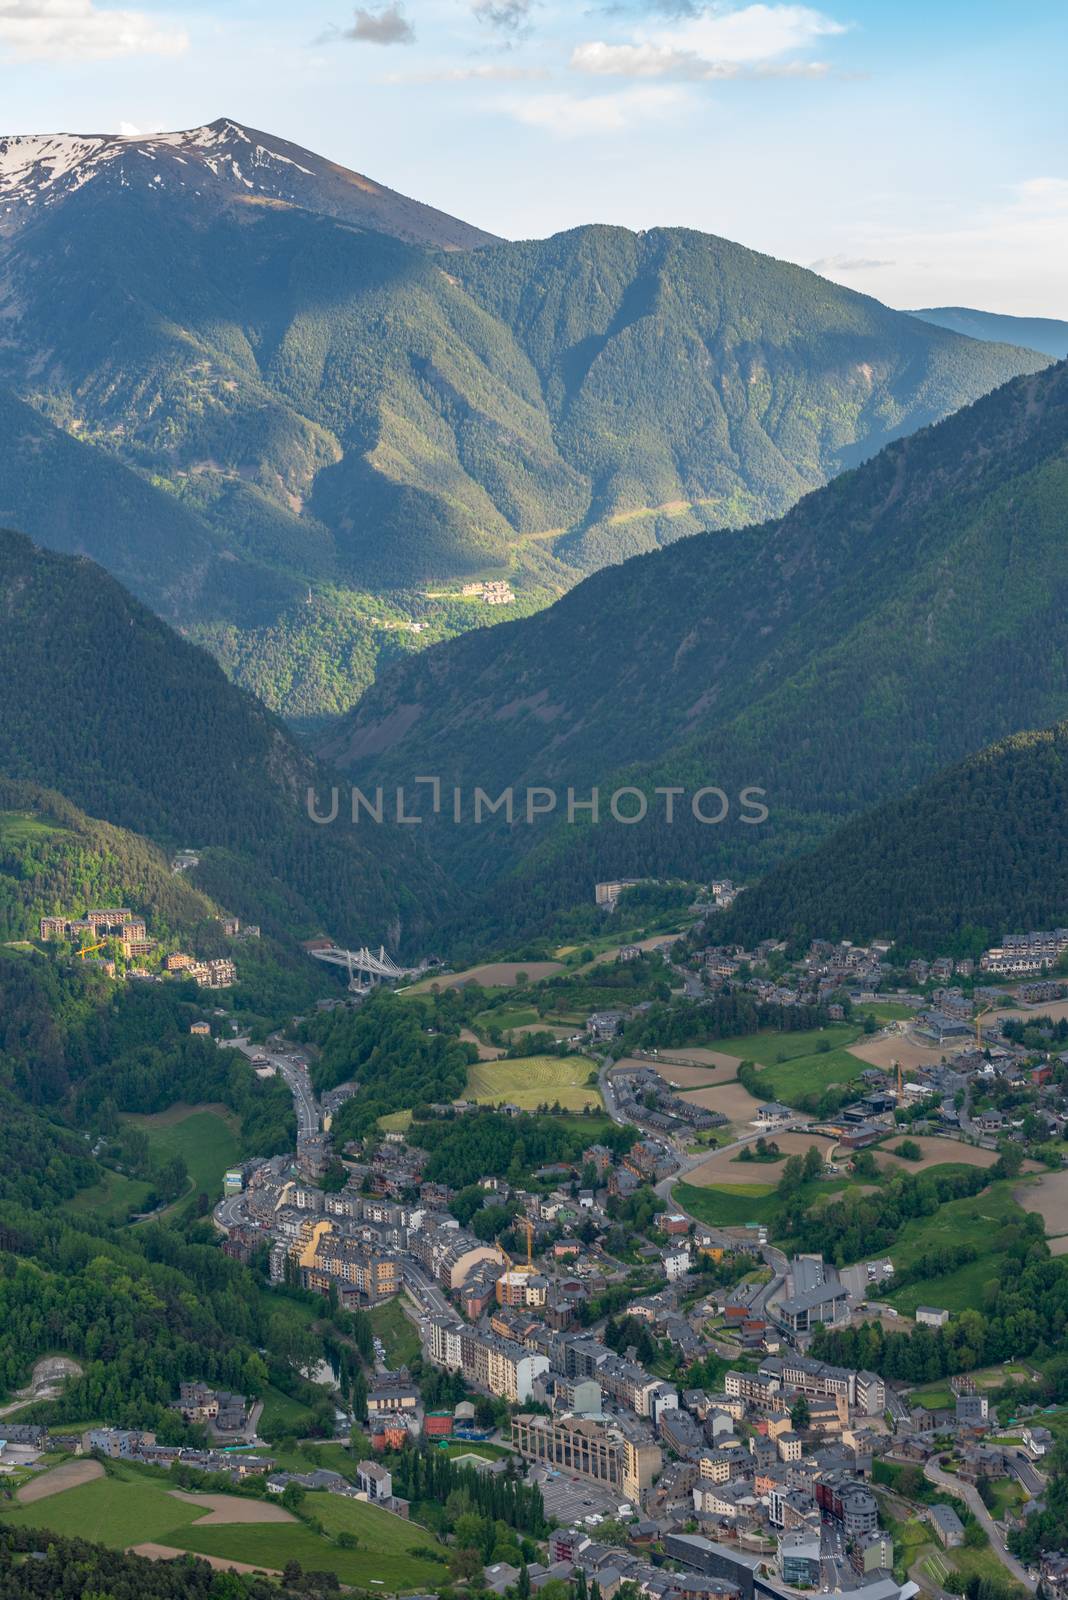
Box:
left=9, top=888, right=1068, bottom=1599
left=119, top=905, right=1068, bottom=1592
left=35, top=904, right=257, bottom=986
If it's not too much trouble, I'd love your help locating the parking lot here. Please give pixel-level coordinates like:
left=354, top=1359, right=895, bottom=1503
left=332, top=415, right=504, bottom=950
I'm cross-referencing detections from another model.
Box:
left=528, top=1465, right=631, bottom=1525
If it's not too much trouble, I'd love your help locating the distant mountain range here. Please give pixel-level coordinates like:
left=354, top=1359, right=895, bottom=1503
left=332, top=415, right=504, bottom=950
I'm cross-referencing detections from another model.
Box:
left=0, top=118, right=1049, bottom=723
left=0, top=528, right=445, bottom=950
left=324, top=358, right=1068, bottom=947
left=720, top=721, right=1068, bottom=956
left=910, top=306, right=1068, bottom=361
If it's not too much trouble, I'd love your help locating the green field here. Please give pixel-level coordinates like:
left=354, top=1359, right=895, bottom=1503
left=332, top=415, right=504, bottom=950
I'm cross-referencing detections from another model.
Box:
left=440, top=1442, right=513, bottom=1462
left=265, top=1439, right=368, bottom=1476
left=711, top=1024, right=862, bottom=1067
left=886, top=1182, right=1028, bottom=1311
left=474, top=1005, right=539, bottom=1034
left=65, top=1167, right=153, bottom=1224
left=378, top=1109, right=414, bottom=1133
left=704, top=1026, right=867, bottom=1108
left=124, top=1105, right=243, bottom=1199
left=258, top=1382, right=318, bottom=1438
left=675, top=1176, right=842, bottom=1229
left=753, top=1048, right=866, bottom=1104
left=466, top=1053, right=601, bottom=1111
left=0, top=809, right=69, bottom=845
left=0, top=1463, right=443, bottom=1591
left=370, top=1297, right=421, bottom=1369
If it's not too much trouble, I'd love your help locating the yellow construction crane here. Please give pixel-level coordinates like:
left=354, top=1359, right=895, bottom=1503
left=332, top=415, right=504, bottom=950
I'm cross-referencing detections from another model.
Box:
left=499, top=1216, right=537, bottom=1274
left=78, top=941, right=107, bottom=959
left=974, top=1002, right=994, bottom=1051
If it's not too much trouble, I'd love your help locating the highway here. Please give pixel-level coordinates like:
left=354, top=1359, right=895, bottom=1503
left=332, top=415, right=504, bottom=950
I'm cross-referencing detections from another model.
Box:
left=400, top=1260, right=454, bottom=1320
left=224, top=1036, right=322, bottom=1137
left=212, top=1037, right=324, bottom=1234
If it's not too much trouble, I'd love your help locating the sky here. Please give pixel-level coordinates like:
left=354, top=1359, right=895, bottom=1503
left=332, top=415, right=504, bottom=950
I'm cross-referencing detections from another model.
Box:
left=3, top=0, right=1067, bottom=316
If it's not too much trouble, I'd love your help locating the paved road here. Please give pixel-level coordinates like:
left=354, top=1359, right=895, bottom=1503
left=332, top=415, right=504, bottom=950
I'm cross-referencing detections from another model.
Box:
left=213, top=1038, right=324, bottom=1233
left=214, top=1192, right=248, bottom=1232
left=596, top=1054, right=626, bottom=1126
left=401, top=1260, right=453, bottom=1320
left=670, top=962, right=706, bottom=1001
left=924, top=1458, right=1036, bottom=1592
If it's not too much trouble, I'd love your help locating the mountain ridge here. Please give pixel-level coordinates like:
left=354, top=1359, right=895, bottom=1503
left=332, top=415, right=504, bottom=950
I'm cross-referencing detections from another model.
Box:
left=718, top=719, right=1068, bottom=956
left=0, top=116, right=497, bottom=250
left=321, top=357, right=1068, bottom=942
left=0, top=527, right=447, bottom=950
left=0, top=119, right=1050, bottom=722
left=910, top=305, right=1068, bottom=361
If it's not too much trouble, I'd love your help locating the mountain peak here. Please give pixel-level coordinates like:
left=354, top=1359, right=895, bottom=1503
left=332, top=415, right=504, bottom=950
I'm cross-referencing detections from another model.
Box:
left=0, top=117, right=497, bottom=251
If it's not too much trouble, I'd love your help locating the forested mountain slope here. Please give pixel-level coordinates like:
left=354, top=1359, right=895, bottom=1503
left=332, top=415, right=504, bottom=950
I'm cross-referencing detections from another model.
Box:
left=0, top=530, right=444, bottom=949
left=910, top=305, right=1068, bottom=360
left=719, top=721, right=1068, bottom=955
left=0, top=779, right=223, bottom=943
left=324, top=359, right=1068, bottom=941
left=0, top=121, right=1047, bottom=718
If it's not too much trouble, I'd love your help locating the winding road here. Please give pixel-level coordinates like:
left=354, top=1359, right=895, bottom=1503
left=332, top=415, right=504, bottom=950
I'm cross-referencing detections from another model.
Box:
left=923, top=1458, right=1036, bottom=1592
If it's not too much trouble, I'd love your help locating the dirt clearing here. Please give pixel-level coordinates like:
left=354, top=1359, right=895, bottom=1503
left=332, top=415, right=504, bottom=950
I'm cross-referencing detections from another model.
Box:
left=687, top=1131, right=834, bottom=1187
left=1016, top=1170, right=1068, bottom=1239
left=847, top=1037, right=959, bottom=1071
left=674, top=1080, right=764, bottom=1123
left=130, top=1543, right=282, bottom=1575
left=17, top=1460, right=103, bottom=1503
left=169, top=1490, right=296, bottom=1525
left=646, top=1056, right=743, bottom=1087
left=460, top=1027, right=505, bottom=1060
left=875, top=1137, right=1005, bottom=1174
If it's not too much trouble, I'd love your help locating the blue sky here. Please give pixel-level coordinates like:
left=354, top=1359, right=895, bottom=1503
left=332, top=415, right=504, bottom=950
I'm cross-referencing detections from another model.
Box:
left=4, top=0, right=1067, bottom=314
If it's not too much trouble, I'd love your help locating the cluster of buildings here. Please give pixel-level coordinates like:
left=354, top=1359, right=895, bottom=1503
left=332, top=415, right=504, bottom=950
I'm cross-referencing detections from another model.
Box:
left=478, top=1332, right=913, bottom=1600
left=85, top=1428, right=272, bottom=1476
left=611, top=1064, right=726, bottom=1140
left=165, top=952, right=238, bottom=988
left=461, top=579, right=516, bottom=604
left=39, top=906, right=156, bottom=963
left=979, top=930, right=1068, bottom=976
left=37, top=904, right=242, bottom=987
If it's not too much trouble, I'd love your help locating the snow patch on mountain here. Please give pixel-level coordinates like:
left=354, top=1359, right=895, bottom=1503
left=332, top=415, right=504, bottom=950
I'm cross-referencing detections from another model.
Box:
left=0, top=120, right=318, bottom=215
left=0, top=117, right=498, bottom=249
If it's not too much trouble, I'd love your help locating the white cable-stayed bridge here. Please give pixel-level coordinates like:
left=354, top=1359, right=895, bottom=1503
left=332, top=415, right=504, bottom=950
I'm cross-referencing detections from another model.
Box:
left=308, top=943, right=426, bottom=990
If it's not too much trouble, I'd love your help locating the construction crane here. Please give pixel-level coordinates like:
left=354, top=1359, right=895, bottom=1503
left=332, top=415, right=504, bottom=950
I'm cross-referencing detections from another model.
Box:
left=78, top=941, right=107, bottom=959
left=499, top=1216, right=537, bottom=1274
left=974, top=1002, right=995, bottom=1051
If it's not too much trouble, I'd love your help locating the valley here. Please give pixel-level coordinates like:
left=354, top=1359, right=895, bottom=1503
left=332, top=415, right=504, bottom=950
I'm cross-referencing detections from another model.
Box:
left=4, top=30, right=1068, bottom=1600
left=0, top=120, right=1049, bottom=725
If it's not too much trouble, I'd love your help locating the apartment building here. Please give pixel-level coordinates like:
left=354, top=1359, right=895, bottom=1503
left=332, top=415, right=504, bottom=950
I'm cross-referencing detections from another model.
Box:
left=511, top=1412, right=661, bottom=1501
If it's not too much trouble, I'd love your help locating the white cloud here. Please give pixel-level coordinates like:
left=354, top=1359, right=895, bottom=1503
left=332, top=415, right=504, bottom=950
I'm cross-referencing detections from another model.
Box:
left=504, top=84, right=686, bottom=136
left=572, top=2, right=846, bottom=80
left=0, top=0, right=187, bottom=60
left=811, top=178, right=1068, bottom=318
left=809, top=253, right=893, bottom=271
left=384, top=62, right=551, bottom=84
